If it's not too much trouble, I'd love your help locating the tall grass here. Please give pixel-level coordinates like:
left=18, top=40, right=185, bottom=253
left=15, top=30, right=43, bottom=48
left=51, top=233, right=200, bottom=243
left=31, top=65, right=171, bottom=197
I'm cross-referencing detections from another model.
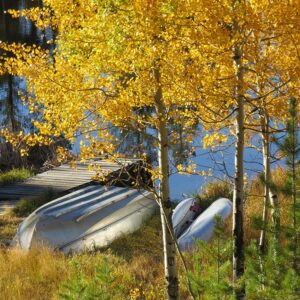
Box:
left=0, top=214, right=22, bottom=241
left=196, top=180, right=233, bottom=211
left=195, top=168, right=293, bottom=243
left=11, top=189, right=57, bottom=217
left=244, top=166, right=291, bottom=242
left=0, top=167, right=295, bottom=299
left=0, top=213, right=167, bottom=300
left=0, top=247, right=69, bottom=300
left=0, top=168, right=32, bottom=186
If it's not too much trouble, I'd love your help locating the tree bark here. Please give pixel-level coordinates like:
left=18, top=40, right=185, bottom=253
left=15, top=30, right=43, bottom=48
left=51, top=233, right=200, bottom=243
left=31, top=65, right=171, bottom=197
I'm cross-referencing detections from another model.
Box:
left=290, top=99, right=298, bottom=272
left=232, top=41, right=245, bottom=299
left=154, top=68, right=179, bottom=300
left=2, top=0, right=17, bottom=132
left=259, top=111, right=279, bottom=254
left=7, top=74, right=17, bottom=132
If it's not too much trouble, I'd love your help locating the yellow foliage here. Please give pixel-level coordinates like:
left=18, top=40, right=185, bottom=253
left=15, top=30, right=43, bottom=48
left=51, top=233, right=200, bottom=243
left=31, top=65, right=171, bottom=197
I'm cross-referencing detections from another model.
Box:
left=203, top=133, right=228, bottom=150
left=1, top=0, right=300, bottom=180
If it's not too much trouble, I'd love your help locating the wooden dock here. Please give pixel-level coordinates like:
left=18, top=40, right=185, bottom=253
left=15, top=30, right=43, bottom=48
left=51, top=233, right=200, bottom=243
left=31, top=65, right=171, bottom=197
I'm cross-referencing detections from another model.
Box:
left=0, top=158, right=147, bottom=202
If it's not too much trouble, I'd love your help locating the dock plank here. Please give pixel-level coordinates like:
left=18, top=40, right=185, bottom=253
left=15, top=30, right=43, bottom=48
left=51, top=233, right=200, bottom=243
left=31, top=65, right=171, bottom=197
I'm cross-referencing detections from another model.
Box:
left=0, top=158, right=140, bottom=201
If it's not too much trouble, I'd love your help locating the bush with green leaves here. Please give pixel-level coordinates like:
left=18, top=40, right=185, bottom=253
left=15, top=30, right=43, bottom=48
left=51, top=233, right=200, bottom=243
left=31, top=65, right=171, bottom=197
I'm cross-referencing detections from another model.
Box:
left=245, top=240, right=300, bottom=299
left=186, top=216, right=234, bottom=299
left=58, top=254, right=127, bottom=300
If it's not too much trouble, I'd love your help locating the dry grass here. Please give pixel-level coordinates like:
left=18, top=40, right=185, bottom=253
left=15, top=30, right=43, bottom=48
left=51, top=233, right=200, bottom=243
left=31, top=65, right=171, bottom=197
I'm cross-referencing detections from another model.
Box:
left=0, top=166, right=295, bottom=299
left=0, top=247, right=69, bottom=300
left=0, top=215, right=68, bottom=300
left=196, top=180, right=233, bottom=210
left=196, top=168, right=294, bottom=244
left=244, top=166, right=292, bottom=242
left=0, top=214, right=22, bottom=240
left=0, top=213, right=167, bottom=300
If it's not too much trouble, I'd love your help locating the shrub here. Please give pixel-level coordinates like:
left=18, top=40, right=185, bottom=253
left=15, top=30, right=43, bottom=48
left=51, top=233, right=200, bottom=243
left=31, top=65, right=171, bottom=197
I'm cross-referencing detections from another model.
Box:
left=58, top=255, right=120, bottom=300
left=196, top=180, right=233, bottom=211
left=245, top=241, right=300, bottom=299
left=183, top=216, right=234, bottom=299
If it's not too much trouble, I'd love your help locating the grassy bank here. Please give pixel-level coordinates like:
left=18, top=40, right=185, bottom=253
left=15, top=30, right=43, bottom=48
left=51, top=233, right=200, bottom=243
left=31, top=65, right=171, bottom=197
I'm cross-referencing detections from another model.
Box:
left=0, top=214, right=22, bottom=241
left=0, top=167, right=297, bottom=299
left=0, top=213, right=168, bottom=300
left=0, top=168, right=33, bottom=186
left=11, top=189, right=58, bottom=217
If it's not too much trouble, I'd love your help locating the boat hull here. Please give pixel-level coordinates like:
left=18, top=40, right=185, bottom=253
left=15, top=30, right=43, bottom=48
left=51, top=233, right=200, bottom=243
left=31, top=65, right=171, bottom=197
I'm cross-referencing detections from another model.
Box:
left=172, top=198, right=199, bottom=238
left=177, top=198, right=232, bottom=250
left=14, top=185, right=157, bottom=253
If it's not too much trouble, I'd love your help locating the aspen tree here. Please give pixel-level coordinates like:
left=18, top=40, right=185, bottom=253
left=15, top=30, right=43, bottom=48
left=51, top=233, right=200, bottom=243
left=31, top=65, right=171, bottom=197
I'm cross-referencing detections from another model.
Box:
left=184, top=2, right=249, bottom=296
left=3, top=1, right=300, bottom=298
left=0, top=1, right=211, bottom=298
left=249, top=0, right=300, bottom=253
left=182, top=1, right=295, bottom=297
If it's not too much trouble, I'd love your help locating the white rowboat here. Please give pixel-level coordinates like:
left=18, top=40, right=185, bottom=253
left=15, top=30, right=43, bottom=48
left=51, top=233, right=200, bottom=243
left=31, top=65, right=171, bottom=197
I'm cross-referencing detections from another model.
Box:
left=177, top=198, right=232, bottom=250
left=172, top=197, right=199, bottom=238
left=14, top=185, right=157, bottom=253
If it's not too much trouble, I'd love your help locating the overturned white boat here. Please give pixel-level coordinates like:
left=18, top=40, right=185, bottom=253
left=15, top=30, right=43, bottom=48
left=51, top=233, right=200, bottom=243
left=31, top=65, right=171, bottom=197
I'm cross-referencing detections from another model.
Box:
left=173, top=198, right=232, bottom=251
left=14, top=185, right=157, bottom=253
left=172, top=197, right=200, bottom=238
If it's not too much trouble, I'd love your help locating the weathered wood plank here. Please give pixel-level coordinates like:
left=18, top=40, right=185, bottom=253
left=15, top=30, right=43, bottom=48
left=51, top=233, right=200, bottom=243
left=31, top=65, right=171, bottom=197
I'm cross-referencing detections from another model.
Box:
left=30, top=179, right=92, bottom=185
left=24, top=180, right=88, bottom=186
left=29, top=175, right=90, bottom=180
left=36, top=172, right=95, bottom=177
left=36, top=168, right=119, bottom=175
left=0, top=159, right=140, bottom=203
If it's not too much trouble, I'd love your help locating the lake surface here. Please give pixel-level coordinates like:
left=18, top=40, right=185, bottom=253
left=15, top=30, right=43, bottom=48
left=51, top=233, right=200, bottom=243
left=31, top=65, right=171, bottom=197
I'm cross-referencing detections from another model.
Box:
left=0, top=0, right=53, bottom=132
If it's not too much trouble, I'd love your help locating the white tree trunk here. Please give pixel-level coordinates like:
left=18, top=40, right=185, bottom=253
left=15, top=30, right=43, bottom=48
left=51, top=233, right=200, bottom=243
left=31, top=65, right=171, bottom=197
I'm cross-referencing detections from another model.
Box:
left=232, top=42, right=245, bottom=299
left=259, top=112, right=279, bottom=253
left=154, top=68, right=179, bottom=300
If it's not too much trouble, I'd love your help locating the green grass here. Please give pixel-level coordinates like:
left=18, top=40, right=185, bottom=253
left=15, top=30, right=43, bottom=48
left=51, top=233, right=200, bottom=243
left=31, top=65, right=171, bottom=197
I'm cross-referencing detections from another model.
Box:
left=107, top=211, right=162, bottom=261
left=11, top=189, right=58, bottom=218
left=0, top=168, right=33, bottom=186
